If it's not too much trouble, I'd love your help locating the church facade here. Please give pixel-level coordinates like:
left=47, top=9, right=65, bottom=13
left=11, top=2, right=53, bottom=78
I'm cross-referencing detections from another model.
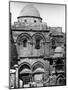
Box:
left=9, top=4, right=66, bottom=89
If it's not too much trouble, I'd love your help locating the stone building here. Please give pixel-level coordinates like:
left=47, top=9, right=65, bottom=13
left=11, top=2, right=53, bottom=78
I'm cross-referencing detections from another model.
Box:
left=9, top=4, right=66, bottom=88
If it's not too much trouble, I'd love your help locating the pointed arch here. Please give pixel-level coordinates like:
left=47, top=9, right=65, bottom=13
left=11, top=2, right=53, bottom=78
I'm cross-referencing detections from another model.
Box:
left=16, top=33, right=32, bottom=45
left=56, top=74, right=65, bottom=85
left=18, top=62, right=31, bottom=72
left=32, top=33, right=45, bottom=42
left=32, top=61, right=45, bottom=72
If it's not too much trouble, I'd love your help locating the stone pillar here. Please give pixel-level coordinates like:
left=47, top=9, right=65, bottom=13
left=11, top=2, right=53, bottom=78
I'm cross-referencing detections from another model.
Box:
left=14, top=64, right=18, bottom=88
left=19, top=80, right=23, bottom=88
left=10, top=69, right=16, bottom=89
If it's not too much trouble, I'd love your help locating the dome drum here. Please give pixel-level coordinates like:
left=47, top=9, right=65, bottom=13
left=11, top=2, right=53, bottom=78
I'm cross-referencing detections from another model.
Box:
left=17, top=16, right=42, bottom=21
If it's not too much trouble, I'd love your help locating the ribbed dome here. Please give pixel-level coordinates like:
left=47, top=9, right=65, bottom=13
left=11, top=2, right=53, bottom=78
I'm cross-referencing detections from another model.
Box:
left=18, top=4, right=40, bottom=18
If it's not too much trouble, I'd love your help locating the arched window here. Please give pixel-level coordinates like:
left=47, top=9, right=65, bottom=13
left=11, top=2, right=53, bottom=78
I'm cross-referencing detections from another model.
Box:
left=17, top=33, right=32, bottom=48
left=32, top=33, right=45, bottom=50
left=52, top=39, right=55, bottom=45
left=35, top=38, right=40, bottom=49
left=52, top=38, right=56, bottom=49
left=23, top=39, right=27, bottom=47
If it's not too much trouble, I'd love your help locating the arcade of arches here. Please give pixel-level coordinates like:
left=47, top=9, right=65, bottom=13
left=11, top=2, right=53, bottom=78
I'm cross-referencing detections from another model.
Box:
left=18, top=62, right=47, bottom=88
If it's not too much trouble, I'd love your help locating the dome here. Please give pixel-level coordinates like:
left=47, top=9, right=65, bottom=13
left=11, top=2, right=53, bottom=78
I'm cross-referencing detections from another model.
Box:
left=53, top=46, right=64, bottom=58
left=55, top=47, right=64, bottom=53
left=18, top=4, right=41, bottom=18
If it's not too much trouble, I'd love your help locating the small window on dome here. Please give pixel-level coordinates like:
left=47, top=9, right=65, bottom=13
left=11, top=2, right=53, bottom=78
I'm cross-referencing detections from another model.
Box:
left=34, top=20, right=36, bottom=23
left=24, top=19, right=27, bottom=22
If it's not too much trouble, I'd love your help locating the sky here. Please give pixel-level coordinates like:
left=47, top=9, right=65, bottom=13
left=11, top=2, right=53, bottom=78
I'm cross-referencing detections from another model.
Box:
left=10, top=1, right=65, bottom=32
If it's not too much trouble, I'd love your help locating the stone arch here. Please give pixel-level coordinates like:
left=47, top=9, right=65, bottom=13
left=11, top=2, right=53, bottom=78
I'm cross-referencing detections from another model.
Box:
left=56, top=74, right=65, bottom=85
left=18, top=62, right=31, bottom=72
left=32, top=33, right=45, bottom=42
left=16, top=33, right=32, bottom=45
left=32, top=33, right=45, bottom=49
left=18, top=62, right=32, bottom=87
left=57, top=74, right=64, bottom=79
left=32, top=61, right=46, bottom=84
left=32, top=61, right=45, bottom=72
left=50, top=37, right=59, bottom=45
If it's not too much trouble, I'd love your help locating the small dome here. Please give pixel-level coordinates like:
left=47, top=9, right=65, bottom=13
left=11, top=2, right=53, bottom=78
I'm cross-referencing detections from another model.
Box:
left=18, top=4, right=40, bottom=18
left=55, top=47, right=64, bottom=53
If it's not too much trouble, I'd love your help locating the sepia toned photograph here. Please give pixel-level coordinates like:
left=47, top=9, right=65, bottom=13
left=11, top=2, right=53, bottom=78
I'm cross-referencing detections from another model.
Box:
left=9, top=1, right=66, bottom=89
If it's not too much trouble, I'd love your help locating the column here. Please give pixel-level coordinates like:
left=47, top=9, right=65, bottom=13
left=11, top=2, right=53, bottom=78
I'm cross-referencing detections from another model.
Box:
left=14, top=64, right=18, bottom=88
left=10, top=69, right=16, bottom=89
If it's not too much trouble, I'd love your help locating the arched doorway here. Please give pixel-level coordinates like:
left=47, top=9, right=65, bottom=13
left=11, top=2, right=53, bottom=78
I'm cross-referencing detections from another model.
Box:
left=32, top=61, right=45, bottom=87
left=18, top=63, right=32, bottom=88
